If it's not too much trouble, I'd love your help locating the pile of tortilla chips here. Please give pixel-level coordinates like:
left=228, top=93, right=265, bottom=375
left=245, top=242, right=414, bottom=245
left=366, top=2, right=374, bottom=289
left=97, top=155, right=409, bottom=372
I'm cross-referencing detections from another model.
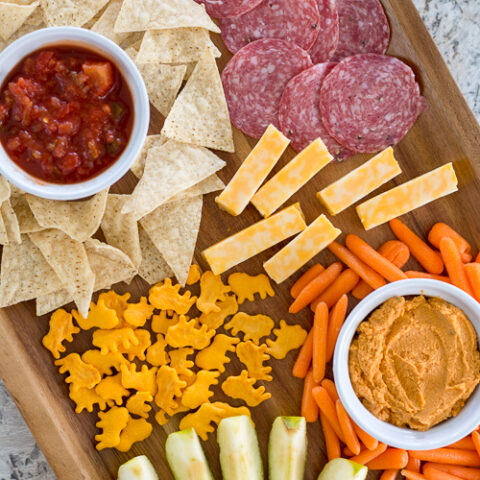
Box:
left=0, top=0, right=235, bottom=318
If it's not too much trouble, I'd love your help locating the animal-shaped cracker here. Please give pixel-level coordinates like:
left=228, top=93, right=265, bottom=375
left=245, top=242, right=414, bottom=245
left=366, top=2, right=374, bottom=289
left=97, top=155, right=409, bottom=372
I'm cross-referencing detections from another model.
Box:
left=165, top=315, right=215, bottom=349
left=169, top=348, right=195, bottom=382
left=154, top=365, right=186, bottom=415
left=149, top=279, right=196, bottom=315
left=92, top=328, right=139, bottom=355
left=196, top=271, right=231, bottom=313
left=42, top=309, right=80, bottom=359
left=146, top=334, right=169, bottom=366
left=221, top=370, right=271, bottom=407
left=236, top=341, right=272, bottom=381
left=98, top=291, right=131, bottom=324
left=118, top=329, right=151, bottom=361
left=211, top=402, right=252, bottom=423
left=81, top=350, right=128, bottom=377
left=151, top=311, right=180, bottom=334
left=95, top=406, right=129, bottom=451
left=198, top=295, right=238, bottom=330
left=155, top=410, right=169, bottom=426
left=266, top=320, right=308, bottom=359
left=186, top=264, right=201, bottom=285
left=225, top=312, right=274, bottom=344
left=69, top=386, right=108, bottom=413
left=95, top=373, right=130, bottom=406
left=178, top=402, right=224, bottom=440
left=121, top=364, right=158, bottom=396
left=116, top=417, right=153, bottom=452
left=195, top=334, right=239, bottom=372
left=123, top=297, right=155, bottom=327
left=228, top=272, right=275, bottom=304
left=126, top=392, right=153, bottom=419
left=72, top=299, right=119, bottom=330
left=55, top=353, right=101, bottom=392
left=181, top=370, right=220, bottom=409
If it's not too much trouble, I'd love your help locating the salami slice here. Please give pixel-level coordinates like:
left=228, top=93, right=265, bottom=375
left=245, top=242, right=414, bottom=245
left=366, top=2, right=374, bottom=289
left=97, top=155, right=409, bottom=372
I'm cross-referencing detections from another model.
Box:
left=194, top=0, right=264, bottom=19
left=278, top=63, right=353, bottom=161
left=219, top=0, right=320, bottom=53
left=320, top=54, right=428, bottom=153
left=308, top=0, right=339, bottom=63
left=332, top=0, right=390, bottom=61
left=222, top=38, right=313, bottom=139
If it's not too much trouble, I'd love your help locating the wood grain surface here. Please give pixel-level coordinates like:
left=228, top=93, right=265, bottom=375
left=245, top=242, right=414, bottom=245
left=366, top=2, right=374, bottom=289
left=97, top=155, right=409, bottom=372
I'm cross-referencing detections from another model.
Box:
left=1, top=1, right=480, bottom=479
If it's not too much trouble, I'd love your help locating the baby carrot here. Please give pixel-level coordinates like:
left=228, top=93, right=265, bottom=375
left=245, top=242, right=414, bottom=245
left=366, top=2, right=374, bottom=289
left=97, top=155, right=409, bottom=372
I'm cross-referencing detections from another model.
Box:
left=423, top=463, right=480, bottom=480
left=402, top=470, right=427, bottom=480
left=310, top=269, right=358, bottom=311
left=336, top=400, right=361, bottom=456
left=405, top=271, right=451, bottom=283
left=321, top=378, right=340, bottom=403
left=367, top=448, right=409, bottom=470
left=429, top=222, right=472, bottom=263
left=312, top=302, right=328, bottom=383
left=289, top=262, right=342, bottom=313
left=320, top=412, right=341, bottom=461
left=312, top=386, right=345, bottom=442
left=472, top=432, right=480, bottom=458
left=448, top=436, right=476, bottom=451
left=440, top=237, right=475, bottom=296
left=325, top=294, right=348, bottom=362
left=349, top=442, right=387, bottom=464
left=409, top=449, right=480, bottom=467
left=328, top=241, right=386, bottom=290
left=290, top=264, right=325, bottom=298
left=352, top=281, right=373, bottom=300
left=292, top=328, right=313, bottom=379
left=343, top=446, right=355, bottom=457
left=476, top=252, right=480, bottom=264
left=380, top=470, right=400, bottom=480
left=465, top=263, right=480, bottom=302
left=423, top=464, right=465, bottom=479
left=346, top=234, right=408, bottom=282
left=390, top=219, right=444, bottom=274
left=406, top=456, right=422, bottom=472
left=353, top=422, right=379, bottom=451
left=301, top=369, right=319, bottom=423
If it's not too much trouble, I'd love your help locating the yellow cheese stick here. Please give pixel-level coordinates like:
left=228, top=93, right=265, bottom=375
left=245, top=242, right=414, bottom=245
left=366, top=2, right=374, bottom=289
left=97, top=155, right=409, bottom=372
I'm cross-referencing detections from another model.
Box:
left=317, top=147, right=401, bottom=215
left=202, top=203, right=306, bottom=275
left=251, top=138, right=333, bottom=217
left=356, top=163, right=458, bottom=230
left=263, top=214, right=341, bottom=284
left=215, top=124, right=289, bottom=216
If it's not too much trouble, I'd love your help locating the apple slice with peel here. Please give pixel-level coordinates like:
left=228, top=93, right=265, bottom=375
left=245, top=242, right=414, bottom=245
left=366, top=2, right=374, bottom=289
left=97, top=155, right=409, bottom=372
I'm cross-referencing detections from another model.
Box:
left=117, top=455, right=159, bottom=480
left=269, top=416, right=307, bottom=480
left=217, top=415, right=263, bottom=480
left=165, top=428, right=214, bottom=480
left=318, top=458, right=368, bottom=480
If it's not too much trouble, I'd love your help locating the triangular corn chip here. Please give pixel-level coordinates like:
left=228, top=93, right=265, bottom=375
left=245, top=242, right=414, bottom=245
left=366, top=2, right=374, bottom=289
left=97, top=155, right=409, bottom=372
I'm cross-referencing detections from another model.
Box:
left=0, top=1, right=39, bottom=41
left=1, top=199, right=20, bottom=244
left=41, top=0, right=109, bottom=27
left=0, top=176, right=10, bottom=203
left=10, top=194, right=42, bottom=233
left=167, top=174, right=225, bottom=203
left=162, top=49, right=234, bottom=152
left=131, top=135, right=166, bottom=179
left=140, top=195, right=203, bottom=286
left=90, top=0, right=130, bottom=45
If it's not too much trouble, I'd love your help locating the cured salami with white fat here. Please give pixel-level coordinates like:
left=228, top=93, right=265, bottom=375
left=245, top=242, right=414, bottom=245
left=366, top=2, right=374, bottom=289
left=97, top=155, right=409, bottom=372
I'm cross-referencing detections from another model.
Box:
left=279, top=63, right=353, bottom=161
left=222, top=39, right=312, bottom=139
left=332, top=0, right=390, bottom=61
left=219, top=0, right=321, bottom=53
left=320, top=54, right=427, bottom=153
left=308, top=0, right=339, bottom=63
left=194, top=0, right=264, bottom=19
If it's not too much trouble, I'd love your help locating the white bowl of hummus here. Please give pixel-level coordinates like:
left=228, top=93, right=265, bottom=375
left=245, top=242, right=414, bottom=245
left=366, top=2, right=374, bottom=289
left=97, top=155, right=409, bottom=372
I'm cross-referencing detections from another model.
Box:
left=334, top=278, right=480, bottom=450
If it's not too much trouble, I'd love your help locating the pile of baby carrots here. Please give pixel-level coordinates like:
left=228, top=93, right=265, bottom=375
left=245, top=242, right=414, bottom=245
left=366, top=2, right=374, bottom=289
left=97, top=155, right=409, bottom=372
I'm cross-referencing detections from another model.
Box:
left=290, top=219, right=480, bottom=479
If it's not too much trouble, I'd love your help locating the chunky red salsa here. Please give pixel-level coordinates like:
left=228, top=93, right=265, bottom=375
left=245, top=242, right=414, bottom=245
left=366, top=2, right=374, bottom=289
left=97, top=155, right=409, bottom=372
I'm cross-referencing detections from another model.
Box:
left=0, top=47, right=133, bottom=183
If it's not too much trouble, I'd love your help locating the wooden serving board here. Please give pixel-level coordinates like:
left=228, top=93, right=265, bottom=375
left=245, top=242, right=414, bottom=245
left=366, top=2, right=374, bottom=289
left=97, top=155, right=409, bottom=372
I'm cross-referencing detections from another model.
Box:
left=1, top=1, right=480, bottom=479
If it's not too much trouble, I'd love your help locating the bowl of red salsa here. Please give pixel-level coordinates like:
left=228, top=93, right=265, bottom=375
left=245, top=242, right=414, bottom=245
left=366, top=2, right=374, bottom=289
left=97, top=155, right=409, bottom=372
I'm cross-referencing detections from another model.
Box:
left=0, top=27, right=149, bottom=200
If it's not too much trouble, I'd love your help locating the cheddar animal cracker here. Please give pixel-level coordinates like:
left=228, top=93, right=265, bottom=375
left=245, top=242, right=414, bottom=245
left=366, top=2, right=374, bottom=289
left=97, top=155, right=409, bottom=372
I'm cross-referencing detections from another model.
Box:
left=116, top=417, right=153, bottom=452
left=195, top=334, right=239, bottom=372
left=222, top=370, right=271, bottom=407
left=181, top=370, right=220, bottom=409
left=95, top=373, right=130, bottom=406
left=73, top=299, right=119, bottom=330
left=120, top=364, right=158, bottom=396
left=69, top=386, right=108, bottom=413
left=236, top=341, right=272, bottom=381
left=55, top=353, right=101, bottom=392
left=126, top=392, right=153, bottom=419
left=92, top=328, right=139, bottom=355
left=154, top=365, right=187, bottom=415
left=151, top=310, right=180, bottom=334
left=42, top=309, right=80, bottom=359
left=95, top=406, right=129, bottom=451
left=165, top=315, right=215, bottom=349
left=81, top=350, right=128, bottom=377
left=196, top=271, right=231, bottom=313
left=186, top=264, right=201, bottom=285
left=146, top=334, right=169, bottom=366
left=228, top=272, right=275, bottom=304
left=198, top=294, right=238, bottom=330
left=225, top=312, right=274, bottom=344
left=266, top=320, right=308, bottom=359
left=149, top=278, right=196, bottom=314
left=123, top=296, right=155, bottom=327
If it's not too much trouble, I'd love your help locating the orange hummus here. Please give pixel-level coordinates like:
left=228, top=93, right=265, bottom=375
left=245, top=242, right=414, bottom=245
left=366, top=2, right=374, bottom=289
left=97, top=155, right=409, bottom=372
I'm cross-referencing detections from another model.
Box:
left=349, top=296, right=480, bottom=431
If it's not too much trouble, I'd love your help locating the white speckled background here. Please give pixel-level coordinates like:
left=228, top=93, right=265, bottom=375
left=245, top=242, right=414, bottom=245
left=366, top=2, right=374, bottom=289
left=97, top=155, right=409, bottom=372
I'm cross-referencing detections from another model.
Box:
left=0, top=1, right=479, bottom=478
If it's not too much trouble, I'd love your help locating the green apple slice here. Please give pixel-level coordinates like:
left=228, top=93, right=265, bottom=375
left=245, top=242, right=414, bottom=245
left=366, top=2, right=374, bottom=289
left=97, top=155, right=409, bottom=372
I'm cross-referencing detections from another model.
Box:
left=317, top=458, right=368, bottom=480
left=117, top=455, right=159, bottom=480
left=269, top=416, right=307, bottom=480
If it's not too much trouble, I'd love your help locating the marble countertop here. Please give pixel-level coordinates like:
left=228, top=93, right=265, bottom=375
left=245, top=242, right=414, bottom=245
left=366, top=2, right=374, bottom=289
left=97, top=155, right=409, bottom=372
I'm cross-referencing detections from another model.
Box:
left=1, top=1, right=479, bottom=479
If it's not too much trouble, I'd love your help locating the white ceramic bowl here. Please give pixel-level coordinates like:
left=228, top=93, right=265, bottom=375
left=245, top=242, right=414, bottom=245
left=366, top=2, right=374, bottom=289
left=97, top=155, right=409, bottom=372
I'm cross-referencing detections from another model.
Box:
left=334, top=279, right=480, bottom=450
left=0, top=27, right=149, bottom=200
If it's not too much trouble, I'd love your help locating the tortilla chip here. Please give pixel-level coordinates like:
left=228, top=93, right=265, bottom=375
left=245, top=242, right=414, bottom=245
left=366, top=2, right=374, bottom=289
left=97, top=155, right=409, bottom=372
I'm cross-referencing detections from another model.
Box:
left=41, top=0, right=109, bottom=26
left=35, top=239, right=137, bottom=316
left=114, top=0, right=219, bottom=34
left=138, top=225, right=173, bottom=286
left=0, top=234, right=63, bottom=308
left=162, top=49, right=234, bottom=152
left=27, top=189, right=107, bottom=242
left=101, top=194, right=142, bottom=268
left=137, top=63, right=186, bottom=117
left=122, top=140, right=225, bottom=220
left=131, top=135, right=166, bottom=179
left=136, top=28, right=220, bottom=65
left=168, top=174, right=225, bottom=203
left=29, top=229, right=95, bottom=317
left=1, top=199, right=20, bottom=244
left=90, top=0, right=129, bottom=45
left=140, top=195, right=203, bottom=286
left=0, top=176, right=10, bottom=203
left=0, top=1, right=39, bottom=41
left=10, top=194, right=42, bottom=233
